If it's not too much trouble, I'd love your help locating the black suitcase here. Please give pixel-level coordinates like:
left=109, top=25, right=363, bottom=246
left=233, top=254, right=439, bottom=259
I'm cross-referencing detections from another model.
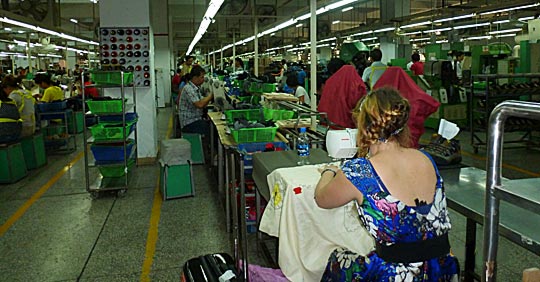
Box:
left=181, top=253, right=242, bottom=282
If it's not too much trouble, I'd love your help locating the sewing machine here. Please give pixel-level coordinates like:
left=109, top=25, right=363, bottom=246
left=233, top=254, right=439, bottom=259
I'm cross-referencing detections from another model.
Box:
left=325, top=129, right=358, bottom=159
left=211, top=78, right=232, bottom=111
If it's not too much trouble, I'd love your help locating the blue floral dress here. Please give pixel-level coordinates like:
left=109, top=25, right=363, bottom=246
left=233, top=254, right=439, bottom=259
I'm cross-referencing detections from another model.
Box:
left=321, top=151, right=459, bottom=282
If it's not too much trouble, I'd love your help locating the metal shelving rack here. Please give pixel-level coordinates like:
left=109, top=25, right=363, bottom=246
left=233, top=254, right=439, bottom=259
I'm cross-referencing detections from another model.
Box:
left=36, top=109, right=77, bottom=154
left=468, top=73, right=540, bottom=153
left=81, top=71, right=137, bottom=198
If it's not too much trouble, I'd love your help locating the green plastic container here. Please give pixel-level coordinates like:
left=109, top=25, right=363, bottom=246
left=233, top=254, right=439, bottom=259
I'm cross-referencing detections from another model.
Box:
left=263, top=108, right=295, bottom=121
left=231, top=125, right=278, bottom=143
left=0, top=143, right=27, bottom=183
left=86, top=100, right=124, bottom=114
left=182, top=133, right=205, bottom=164
left=160, top=163, right=194, bottom=200
left=68, top=111, right=84, bottom=134
left=262, top=83, right=276, bottom=93
left=91, top=72, right=133, bottom=85
left=90, top=121, right=136, bottom=142
left=98, top=159, right=135, bottom=177
left=21, top=133, right=47, bottom=170
left=224, top=109, right=264, bottom=124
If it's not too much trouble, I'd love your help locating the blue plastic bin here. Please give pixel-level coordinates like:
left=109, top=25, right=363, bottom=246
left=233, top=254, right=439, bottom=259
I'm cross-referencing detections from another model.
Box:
left=98, top=113, right=138, bottom=123
left=36, top=101, right=67, bottom=112
left=237, top=142, right=289, bottom=174
left=90, top=139, right=135, bottom=162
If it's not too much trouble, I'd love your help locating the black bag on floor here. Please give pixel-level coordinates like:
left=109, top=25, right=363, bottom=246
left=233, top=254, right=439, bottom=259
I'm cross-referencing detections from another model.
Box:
left=181, top=253, right=242, bottom=282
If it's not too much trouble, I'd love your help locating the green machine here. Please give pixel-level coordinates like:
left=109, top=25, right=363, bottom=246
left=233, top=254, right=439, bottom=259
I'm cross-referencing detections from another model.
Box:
left=470, top=43, right=514, bottom=75
left=340, top=41, right=370, bottom=63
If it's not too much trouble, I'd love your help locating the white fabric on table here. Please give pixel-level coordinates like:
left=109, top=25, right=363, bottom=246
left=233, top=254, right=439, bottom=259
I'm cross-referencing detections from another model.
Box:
left=259, top=164, right=374, bottom=282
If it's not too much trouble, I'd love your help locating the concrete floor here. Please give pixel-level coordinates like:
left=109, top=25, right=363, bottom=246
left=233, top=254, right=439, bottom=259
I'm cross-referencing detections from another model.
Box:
left=0, top=107, right=539, bottom=281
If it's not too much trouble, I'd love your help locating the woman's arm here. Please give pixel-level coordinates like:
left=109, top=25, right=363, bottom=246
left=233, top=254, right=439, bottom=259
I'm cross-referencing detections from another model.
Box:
left=315, top=165, right=363, bottom=209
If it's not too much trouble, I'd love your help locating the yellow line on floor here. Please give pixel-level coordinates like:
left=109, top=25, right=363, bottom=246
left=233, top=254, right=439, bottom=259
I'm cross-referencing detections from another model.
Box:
left=140, top=115, right=172, bottom=281
left=0, top=151, right=84, bottom=237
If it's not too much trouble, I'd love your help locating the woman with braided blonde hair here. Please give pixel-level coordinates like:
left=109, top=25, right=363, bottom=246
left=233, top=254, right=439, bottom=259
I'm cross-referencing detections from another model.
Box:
left=315, top=87, right=459, bottom=282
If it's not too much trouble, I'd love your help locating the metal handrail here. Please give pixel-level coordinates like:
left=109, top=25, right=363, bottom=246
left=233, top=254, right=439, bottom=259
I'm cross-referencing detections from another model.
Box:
left=483, top=100, right=540, bottom=282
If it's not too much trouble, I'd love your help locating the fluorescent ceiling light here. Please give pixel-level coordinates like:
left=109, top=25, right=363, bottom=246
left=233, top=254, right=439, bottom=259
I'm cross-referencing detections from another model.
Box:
left=436, top=39, right=448, bottom=43
left=519, top=16, right=535, bottom=21
left=433, top=13, right=476, bottom=23
left=374, top=27, right=395, bottom=33
left=495, top=33, right=516, bottom=38
left=342, top=7, right=353, bottom=12
left=351, top=30, right=373, bottom=36
left=270, top=33, right=275, bottom=36
left=453, top=22, right=490, bottom=30
left=187, top=0, right=225, bottom=55
left=400, top=21, right=431, bottom=29
left=410, top=37, right=431, bottom=42
left=466, top=35, right=492, bottom=40
left=361, top=37, right=377, bottom=41
left=489, top=28, right=522, bottom=35
left=4, top=27, right=12, bottom=31
left=332, top=20, right=340, bottom=24
left=480, top=3, right=540, bottom=15
left=319, top=37, right=337, bottom=43
left=401, top=31, right=422, bottom=36
left=296, top=23, right=303, bottom=27
left=70, top=18, right=78, bottom=24
left=493, top=20, right=510, bottom=24
left=424, top=27, right=452, bottom=33
left=325, top=0, right=358, bottom=11
left=17, top=30, right=24, bottom=33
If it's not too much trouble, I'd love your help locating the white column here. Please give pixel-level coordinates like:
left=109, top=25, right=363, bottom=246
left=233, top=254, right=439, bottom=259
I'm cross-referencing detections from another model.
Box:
left=310, top=0, right=317, bottom=129
left=151, top=0, right=171, bottom=108
left=100, top=0, right=158, bottom=160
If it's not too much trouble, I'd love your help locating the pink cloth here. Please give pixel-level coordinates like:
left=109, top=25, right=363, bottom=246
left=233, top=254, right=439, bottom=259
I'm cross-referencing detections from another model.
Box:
left=373, top=67, right=440, bottom=148
left=240, top=261, right=289, bottom=282
left=318, top=65, right=366, bottom=129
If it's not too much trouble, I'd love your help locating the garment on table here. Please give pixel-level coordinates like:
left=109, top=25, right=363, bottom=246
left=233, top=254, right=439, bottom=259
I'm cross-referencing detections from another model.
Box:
left=294, top=86, right=310, bottom=106
left=373, top=67, right=440, bottom=148
left=410, top=61, right=425, bottom=75
left=9, top=89, right=36, bottom=137
left=362, top=61, right=387, bottom=89
left=321, top=152, right=459, bottom=282
left=179, top=81, right=204, bottom=128
left=318, top=65, right=366, bottom=129
left=41, top=86, right=64, bottom=103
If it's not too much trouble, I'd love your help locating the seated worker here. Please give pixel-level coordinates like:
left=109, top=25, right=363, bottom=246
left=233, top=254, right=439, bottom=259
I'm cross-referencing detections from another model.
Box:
left=286, top=74, right=310, bottom=106
left=234, top=57, right=244, bottom=71
left=315, top=87, right=459, bottom=282
left=373, top=67, right=440, bottom=148
left=362, top=48, right=387, bottom=90
left=34, top=73, right=64, bottom=103
left=2, top=75, right=36, bottom=137
left=410, top=53, right=424, bottom=75
left=0, top=85, right=22, bottom=144
left=178, top=65, right=213, bottom=137
left=318, top=64, right=366, bottom=129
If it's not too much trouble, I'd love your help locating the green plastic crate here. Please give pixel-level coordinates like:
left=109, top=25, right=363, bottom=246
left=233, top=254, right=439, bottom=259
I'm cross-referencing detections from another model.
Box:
left=21, top=133, right=47, bottom=170
left=262, top=83, right=276, bottom=93
left=90, top=121, right=136, bottom=142
left=86, top=100, right=124, bottom=114
left=0, top=143, right=27, bottom=183
left=263, top=108, right=295, bottom=121
left=91, top=72, right=133, bottom=85
left=160, top=162, right=194, bottom=200
left=231, top=125, right=278, bottom=143
left=249, top=83, right=263, bottom=93
left=98, top=159, right=135, bottom=177
left=237, top=95, right=261, bottom=105
left=224, top=109, right=264, bottom=124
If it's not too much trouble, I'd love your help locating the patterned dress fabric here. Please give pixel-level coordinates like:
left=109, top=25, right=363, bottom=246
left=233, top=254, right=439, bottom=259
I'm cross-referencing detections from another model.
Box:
left=321, top=151, right=459, bottom=282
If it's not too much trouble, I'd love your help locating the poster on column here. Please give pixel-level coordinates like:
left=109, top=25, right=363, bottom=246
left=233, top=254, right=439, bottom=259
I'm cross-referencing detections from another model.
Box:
left=99, top=27, right=151, bottom=87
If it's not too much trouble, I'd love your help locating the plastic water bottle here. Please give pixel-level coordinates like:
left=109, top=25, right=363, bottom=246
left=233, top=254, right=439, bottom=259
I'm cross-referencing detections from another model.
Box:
left=297, top=127, right=310, bottom=165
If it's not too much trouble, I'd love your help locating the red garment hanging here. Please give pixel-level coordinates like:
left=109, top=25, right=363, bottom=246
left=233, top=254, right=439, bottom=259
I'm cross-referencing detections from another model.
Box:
left=373, top=67, right=440, bottom=148
left=318, top=65, right=366, bottom=129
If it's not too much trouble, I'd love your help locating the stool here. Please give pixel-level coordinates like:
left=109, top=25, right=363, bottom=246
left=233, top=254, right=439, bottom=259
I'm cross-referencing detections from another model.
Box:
left=21, top=132, right=47, bottom=170
left=0, top=142, right=28, bottom=183
left=182, top=133, right=205, bottom=164
left=159, top=139, right=195, bottom=200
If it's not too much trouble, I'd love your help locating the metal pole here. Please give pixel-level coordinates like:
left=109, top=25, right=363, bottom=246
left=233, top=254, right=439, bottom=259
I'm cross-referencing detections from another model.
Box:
left=309, top=0, right=317, bottom=130
left=220, top=43, right=223, bottom=69
left=252, top=0, right=259, bottom=76
left=232, top=31, right=236, bottom=73
left=483, top=100, right=540, bottom=282
left=26, top=34, right=32, bottom=73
